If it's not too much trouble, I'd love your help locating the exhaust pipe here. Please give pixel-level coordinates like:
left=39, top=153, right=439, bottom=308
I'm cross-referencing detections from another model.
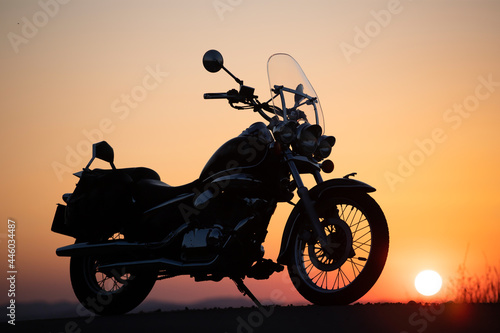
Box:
left=56, top=241, right=150, bottom=257
left=58, top=243, right=220, bottom=275
left=98, top=256, right=219, bottom=273
left=56, top=224, right=190, bottom=257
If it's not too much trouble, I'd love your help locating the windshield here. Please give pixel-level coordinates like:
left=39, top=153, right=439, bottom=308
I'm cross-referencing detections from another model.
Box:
left=267, top=54, right=324, bottom=132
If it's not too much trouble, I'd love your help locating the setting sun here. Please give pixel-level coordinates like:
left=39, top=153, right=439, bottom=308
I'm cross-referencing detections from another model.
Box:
left=415, top=270, right=443, bottom=296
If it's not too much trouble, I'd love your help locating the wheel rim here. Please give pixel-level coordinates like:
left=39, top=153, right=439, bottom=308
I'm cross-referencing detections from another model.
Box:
left=84, top=258, right=134, bottom=295
left=83, top=233, right=134, bottom=295
left=294, top=199, right=372, bottom=292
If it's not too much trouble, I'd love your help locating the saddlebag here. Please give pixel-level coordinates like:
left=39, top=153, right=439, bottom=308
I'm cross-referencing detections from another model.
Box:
left=51, top=203, right=72, bottom=237
left=63, top=169, right=136, bottom=238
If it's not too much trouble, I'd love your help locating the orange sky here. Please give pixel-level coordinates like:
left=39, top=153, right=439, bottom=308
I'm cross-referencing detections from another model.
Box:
left=1, top=0, right=499, bottom=308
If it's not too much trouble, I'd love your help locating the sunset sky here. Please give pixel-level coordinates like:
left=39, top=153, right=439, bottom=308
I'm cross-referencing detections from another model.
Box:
left=1, top=0, right=499, bottom=310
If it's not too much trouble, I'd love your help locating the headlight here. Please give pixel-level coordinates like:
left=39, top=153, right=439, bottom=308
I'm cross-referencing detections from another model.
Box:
left=315, top=135, right=336, bottom=159
left=295, top=123, right=322, bottom=156
left=273, top=121, right=297, bottom=144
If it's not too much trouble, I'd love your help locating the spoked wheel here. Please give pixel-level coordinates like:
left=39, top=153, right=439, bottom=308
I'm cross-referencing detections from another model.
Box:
left=70, top=235, right=157, bottom=315
left=288, top=192, right=389, bottom=305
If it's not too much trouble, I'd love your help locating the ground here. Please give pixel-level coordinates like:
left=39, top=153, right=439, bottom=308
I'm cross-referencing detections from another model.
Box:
left=4, top=303, right=500, bottom=333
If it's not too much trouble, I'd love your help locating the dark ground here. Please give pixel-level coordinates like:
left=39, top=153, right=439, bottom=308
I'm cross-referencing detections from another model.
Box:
left=3, top=303, right=500, bottom=333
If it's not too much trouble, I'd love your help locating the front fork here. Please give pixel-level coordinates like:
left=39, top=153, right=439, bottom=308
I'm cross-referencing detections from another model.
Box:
left=284, top=151, right=330, bottom=251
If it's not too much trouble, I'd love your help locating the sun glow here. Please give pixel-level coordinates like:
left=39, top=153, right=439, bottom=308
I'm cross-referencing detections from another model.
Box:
left=415, top=270, right=443, bottom=296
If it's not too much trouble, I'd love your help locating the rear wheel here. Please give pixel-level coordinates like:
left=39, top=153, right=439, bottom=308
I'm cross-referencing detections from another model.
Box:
left=288, top=192, right=389, bottom=305
left=70, top=235, right=157, bottom=315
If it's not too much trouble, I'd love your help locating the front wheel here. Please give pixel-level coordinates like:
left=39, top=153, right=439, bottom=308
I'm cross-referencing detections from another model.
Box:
left=70, top=239, right=157, bottom=315
left=288, top=192, right=389, bottom=305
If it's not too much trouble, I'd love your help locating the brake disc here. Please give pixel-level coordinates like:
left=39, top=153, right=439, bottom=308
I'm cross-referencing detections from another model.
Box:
left=308, top=217, right=353, bottom=271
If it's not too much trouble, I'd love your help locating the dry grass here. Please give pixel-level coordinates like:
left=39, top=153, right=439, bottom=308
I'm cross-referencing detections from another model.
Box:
left=447, top=246, right=500, bottom=303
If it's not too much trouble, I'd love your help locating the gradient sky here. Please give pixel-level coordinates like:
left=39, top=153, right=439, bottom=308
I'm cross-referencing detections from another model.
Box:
left=1, top=0, right=499, bottom=308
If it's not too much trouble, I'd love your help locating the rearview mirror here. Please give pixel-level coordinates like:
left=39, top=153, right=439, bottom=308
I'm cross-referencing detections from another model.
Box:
left=93, top=141, right=114, bottom=164
left=84, top=141, right=116, bottom=170
left=203, top=49, right=224, bottom=73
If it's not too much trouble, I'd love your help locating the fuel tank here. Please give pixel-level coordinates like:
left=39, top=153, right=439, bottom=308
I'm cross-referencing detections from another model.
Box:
left=199, top=122, right=275, bottom=181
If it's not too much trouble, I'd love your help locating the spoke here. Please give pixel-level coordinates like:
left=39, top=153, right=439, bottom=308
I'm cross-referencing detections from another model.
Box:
left=318, top=270, right=328, bottom=288
left=351, top=223, right=369, bottom=239
left=350, top=216, right=367, bottom=228
left=306, top=262, right=314, bottom=275
left=353, top=236, right=371, bottom=249
left=349, top=259, right=357, bottom=277
left=342, top=204, right=351, bottom=221
left=311, top=269, right=325, bottom=285
left=333, top=269, right=341, bottom=289
left=353, top=239, right=371, bottom=253
left=353, top=260, right=365, bottom=273
left=353, top=229, right=371, bottom=243
left=347, top=208, right=359, bottom=226
left=337, top=268, right=345, bottom=288
left=347, top=207, right=358, bottom=225
left=338, top=267, right=352, bottom=287
left=348, top=258, right=364, bottom=275
left=338, top=204, right=347, bottom=221
left=98, top=275, right=108, bottom=289
left=350, top=214, right=368, bottom=237
left=353, top=245, right=370, bottom=255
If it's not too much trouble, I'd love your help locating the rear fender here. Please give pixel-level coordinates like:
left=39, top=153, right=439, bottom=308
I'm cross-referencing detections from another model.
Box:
left=276, top=178, right=375, bottom=264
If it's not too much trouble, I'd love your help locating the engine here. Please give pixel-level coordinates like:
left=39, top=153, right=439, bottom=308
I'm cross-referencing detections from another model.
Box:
left=180, top=226, right=224, bottom=262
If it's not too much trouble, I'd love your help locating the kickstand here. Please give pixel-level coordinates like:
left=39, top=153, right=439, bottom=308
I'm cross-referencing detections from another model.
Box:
left=232, top=277, right=264, bottom=309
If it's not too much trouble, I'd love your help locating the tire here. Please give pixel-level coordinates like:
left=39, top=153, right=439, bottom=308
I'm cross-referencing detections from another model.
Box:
left=70, top=238, right=157, bottom=316
left=287, top=192, right=389, bottom=305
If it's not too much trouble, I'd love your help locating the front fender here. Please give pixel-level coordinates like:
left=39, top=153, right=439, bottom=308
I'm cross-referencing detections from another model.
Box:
left=276, top=178, right=376, bottom=264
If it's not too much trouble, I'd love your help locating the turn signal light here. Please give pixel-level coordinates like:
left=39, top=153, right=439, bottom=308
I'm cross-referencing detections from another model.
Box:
left=321, top=160, right=334, bottom=173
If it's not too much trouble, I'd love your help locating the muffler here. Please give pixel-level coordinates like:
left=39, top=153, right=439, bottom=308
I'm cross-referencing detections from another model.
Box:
left=56, top=241, right=150, bottom=257
left=98, top=256, right=219, bottom=273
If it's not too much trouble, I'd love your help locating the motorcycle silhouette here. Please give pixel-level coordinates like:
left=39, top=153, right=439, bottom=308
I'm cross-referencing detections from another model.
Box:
left=51, top=50, right=389, bottom=315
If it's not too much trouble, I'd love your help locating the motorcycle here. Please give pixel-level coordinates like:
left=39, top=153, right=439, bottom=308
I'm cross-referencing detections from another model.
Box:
left=51, top=50, right=389, bottom=315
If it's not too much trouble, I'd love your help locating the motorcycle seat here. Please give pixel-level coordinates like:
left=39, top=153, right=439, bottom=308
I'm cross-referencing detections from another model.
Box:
left=90, top=167, right=161, bottom=182
left=118, top=167, right=161, bottom=182
left=134, top=178, right=199, bottom=209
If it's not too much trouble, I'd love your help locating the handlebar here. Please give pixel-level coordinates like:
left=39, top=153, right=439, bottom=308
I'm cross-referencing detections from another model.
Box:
left=203, top=92, right=229, bottom=99
left=204, top=88, right=277, bottom=122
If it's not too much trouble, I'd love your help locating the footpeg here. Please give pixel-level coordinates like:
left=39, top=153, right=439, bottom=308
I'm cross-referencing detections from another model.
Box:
left=247, top=259, right=284, bottom=280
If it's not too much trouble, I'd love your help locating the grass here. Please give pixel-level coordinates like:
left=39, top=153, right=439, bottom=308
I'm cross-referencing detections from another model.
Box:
left=447, top=245, right=500, bottom=304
